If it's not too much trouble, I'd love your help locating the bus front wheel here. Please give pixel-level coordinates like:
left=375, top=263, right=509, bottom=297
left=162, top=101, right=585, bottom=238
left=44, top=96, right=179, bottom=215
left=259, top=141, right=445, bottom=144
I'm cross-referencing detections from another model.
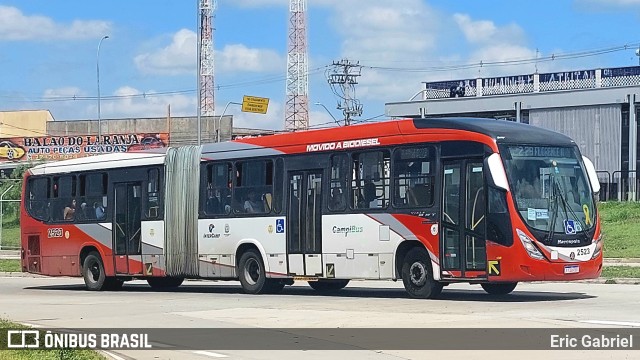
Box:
left=401, top=247, right=443, bottom=299
left=82, top=252, right=106, bottom=291
left=481, top=282, right=517, bottom=295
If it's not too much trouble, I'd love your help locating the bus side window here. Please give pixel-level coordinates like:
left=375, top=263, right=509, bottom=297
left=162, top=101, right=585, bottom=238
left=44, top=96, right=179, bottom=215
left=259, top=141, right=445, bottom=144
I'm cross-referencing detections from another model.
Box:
left=146, top=168, right=161, bottom=219
left=393, top=147, right=435, bottom=208
left=28, top=177, right=50, bottom=222
left=486, top=187, right=513, bottom=246
left=83, top=173, right=108, bottom=221
left=233, top=160, right=273, bottom=215
left=350, top=151, right=390, bottom=210
left=328, top=154, right=348, bottom=212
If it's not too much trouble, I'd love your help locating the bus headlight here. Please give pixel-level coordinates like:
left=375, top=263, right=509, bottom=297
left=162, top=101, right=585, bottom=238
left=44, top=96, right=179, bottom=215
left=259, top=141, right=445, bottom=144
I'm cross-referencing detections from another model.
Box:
left=516, top=229, right=544, bottom=260
left=591, top=234, right=603, bottom=260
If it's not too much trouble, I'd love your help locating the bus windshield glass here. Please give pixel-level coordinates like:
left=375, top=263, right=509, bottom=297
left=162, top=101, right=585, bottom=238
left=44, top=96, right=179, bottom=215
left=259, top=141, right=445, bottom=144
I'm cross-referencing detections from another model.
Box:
left=503, top=145, right=595, bottom=235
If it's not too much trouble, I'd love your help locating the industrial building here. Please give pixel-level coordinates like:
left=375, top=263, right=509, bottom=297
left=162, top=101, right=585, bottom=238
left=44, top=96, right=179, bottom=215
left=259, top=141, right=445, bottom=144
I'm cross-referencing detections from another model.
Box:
left=385, top=65, right=640, bottom=201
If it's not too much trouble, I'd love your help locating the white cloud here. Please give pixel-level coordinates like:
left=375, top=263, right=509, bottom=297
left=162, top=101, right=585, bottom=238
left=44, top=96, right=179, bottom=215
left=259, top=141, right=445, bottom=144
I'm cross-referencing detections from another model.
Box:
left=0, top=6, right=111, bottom=41
left=218, top=44, right=283, bottom=72
left=99, top=86, right=197, bottom=119
left=134, top=29, right=196, bottom=75
left=453, top=13, right=524, bottom=45
left=226, top=100, right=283, bottom=130
left=135, top=29, right=284, bottom=75
left=43, top=87, right=86, bottom=99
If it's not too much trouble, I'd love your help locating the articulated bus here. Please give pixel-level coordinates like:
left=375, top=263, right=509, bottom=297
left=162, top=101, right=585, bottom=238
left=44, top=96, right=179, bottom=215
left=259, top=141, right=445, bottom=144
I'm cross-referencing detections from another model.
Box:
left=20, top=118, right=603, bottom=298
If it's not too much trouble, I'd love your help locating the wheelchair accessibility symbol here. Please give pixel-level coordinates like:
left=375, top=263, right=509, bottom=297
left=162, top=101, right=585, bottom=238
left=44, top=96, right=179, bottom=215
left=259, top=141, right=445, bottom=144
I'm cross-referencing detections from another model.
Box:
left=276, top=219, right=285, bottom=234
left=563, top=219, right=577, bottom=235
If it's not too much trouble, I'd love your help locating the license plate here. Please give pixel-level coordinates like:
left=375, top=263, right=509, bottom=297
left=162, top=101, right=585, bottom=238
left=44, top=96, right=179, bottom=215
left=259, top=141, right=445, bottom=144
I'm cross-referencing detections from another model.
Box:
left=564, top=265, right=580, bottom=274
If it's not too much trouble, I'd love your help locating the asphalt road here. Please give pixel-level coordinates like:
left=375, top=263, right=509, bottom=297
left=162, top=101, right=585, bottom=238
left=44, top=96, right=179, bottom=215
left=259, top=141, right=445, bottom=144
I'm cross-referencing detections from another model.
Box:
left=0, top=277, right=639, bottom=360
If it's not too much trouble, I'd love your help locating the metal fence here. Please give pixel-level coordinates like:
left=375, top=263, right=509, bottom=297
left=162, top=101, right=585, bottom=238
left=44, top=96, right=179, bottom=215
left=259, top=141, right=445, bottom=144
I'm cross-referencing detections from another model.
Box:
left=0, top=178, right=22, bottom=250
left=595, top=170, right=639, bottom=202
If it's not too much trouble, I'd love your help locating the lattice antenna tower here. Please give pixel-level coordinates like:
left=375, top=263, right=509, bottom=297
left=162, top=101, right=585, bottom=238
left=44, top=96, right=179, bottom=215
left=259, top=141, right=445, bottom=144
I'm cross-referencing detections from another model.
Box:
left=199, top=0, right=216, bottom=117
left=327, top=59, right=363, bottom=126
left=285, top=0, right=309, bottom=131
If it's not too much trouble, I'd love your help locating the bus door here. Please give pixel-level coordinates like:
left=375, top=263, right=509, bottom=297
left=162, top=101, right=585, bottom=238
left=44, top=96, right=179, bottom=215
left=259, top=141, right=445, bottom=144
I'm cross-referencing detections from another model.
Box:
left=287, top=170, right=323, bottom=276
left=441, top=159, right=487, bottom=279
left=113, top=182, right=143, bottom=275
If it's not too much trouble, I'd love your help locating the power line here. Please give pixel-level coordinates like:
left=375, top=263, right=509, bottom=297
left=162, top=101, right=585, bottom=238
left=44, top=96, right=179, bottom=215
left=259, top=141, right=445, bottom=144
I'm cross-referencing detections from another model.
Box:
left=0, top=66, right=329, bottom=104
left=362, top=42, right=640, bottom=73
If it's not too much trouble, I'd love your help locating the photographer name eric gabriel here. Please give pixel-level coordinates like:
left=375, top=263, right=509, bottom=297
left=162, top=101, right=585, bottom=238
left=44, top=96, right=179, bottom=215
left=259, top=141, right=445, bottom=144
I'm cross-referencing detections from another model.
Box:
left=551, top=334, right=633, bottom=349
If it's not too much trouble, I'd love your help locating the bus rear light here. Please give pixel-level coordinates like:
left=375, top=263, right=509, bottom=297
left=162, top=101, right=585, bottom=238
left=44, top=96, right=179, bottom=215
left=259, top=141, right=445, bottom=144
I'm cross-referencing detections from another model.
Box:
left=516, top=229, right=544, bottom=260
left=591, top=234, right=603, bottom=260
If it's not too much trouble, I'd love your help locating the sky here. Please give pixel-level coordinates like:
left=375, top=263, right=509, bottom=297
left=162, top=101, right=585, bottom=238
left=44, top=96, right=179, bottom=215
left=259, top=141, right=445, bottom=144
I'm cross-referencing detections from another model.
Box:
left=1, top=0, right=640, bottom=131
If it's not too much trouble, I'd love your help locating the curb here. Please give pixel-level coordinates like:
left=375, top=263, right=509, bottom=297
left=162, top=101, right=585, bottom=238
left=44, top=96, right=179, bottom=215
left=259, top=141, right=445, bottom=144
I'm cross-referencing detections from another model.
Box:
left=0, top=272, right=47, bottom=278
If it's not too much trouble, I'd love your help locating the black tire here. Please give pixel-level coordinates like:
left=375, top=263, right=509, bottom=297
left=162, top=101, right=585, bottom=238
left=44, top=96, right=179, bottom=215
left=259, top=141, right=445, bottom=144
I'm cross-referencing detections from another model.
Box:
left=238, top=249, right=269, bottom=294
left=147, top=277, right=184, bottom=289
left=481, top=282, right=518, bottom=295
left=103, top=278, right=124, bottom=291
left=401, top=247, right=443, bottom=299
left=308, top=279, right=350, bottom=292
left=82, top=252, right=106, bottom=291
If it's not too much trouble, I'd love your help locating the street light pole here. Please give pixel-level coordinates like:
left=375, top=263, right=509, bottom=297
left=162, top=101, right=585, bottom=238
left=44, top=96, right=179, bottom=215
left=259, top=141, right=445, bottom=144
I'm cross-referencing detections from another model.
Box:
left=314, top=102, right=341, bottom=126
left=97, top=35, right=109, bottom=148
left=218, top=102, right=242, bottom=142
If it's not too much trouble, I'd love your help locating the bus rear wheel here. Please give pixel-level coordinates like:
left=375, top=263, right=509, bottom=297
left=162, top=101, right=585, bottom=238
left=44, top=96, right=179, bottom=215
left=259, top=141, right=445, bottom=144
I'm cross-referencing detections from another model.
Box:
left=308, top=279, right=350, bottom=292
left=239, top=249, right=274, bottom=294
left=401, top=247, right=443, bottom=299
left=481, top=282, right=517, bottom=295
left=82, top=252, right=106, bottom=291
left=147, top=277, right=184, bottom=289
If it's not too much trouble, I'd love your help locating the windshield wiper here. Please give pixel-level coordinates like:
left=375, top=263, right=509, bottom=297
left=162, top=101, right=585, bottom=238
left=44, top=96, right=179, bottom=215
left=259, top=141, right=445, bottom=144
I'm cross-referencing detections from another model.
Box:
left=553, top=178, right=590, bottom=242
left=546, top=176, right=559, bottom=244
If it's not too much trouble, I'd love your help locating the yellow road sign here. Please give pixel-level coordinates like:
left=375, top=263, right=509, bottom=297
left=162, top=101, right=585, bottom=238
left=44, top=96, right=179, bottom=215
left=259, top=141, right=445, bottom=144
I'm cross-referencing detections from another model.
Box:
left=241, top=95, right=269, bottom=114
left=488, top=260, right=501, bottom=276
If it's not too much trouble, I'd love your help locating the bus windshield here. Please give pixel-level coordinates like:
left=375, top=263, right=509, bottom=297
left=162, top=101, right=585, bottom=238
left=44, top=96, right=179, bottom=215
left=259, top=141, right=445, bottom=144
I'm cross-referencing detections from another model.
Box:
left=503, top=145, right=595, bottom=236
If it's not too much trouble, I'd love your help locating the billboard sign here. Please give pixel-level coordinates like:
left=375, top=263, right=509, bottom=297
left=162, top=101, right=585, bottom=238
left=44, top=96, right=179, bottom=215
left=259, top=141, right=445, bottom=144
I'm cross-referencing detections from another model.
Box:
left=0, top=133, right=169, bottom=163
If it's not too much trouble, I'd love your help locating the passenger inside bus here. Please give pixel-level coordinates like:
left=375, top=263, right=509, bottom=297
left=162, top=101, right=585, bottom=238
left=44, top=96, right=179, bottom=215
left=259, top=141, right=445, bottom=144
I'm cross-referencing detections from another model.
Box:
left=63, top=200, right=76, bottom=221
left=94, top=202, right=106, bottom=220
left=516, top=165, right=542, bottom=199
left=330, top=188, right=346, bottom=209
left=244, top=189, right=264, bottom=213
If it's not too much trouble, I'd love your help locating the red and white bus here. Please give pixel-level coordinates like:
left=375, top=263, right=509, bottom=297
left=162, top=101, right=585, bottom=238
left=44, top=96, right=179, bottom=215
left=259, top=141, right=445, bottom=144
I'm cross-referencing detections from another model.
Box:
left=20, top=117, right=603, bottom=298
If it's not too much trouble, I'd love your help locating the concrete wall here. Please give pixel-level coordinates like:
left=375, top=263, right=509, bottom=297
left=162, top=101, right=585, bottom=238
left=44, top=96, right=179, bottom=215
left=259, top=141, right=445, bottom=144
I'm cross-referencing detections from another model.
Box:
left=0, top=110, right=53, bottom=137
left=46, top=115, right=234, bottom=147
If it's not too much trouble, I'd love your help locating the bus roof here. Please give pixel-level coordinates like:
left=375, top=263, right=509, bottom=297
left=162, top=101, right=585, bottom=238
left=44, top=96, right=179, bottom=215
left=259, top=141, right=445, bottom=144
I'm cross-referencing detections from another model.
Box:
left=29, top=151, right=165, bottom=176
left=411, top=117, right=575, bottom=146
left=28, top=117, right=575, bottom=176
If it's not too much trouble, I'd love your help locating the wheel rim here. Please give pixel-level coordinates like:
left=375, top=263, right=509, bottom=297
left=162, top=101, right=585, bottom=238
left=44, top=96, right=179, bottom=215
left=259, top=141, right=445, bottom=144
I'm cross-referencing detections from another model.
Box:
left=409, top=262, right=427, bottom=287
left=87, top=260, right=100, bottom=283
left=244, top=258, right=261, bottom=286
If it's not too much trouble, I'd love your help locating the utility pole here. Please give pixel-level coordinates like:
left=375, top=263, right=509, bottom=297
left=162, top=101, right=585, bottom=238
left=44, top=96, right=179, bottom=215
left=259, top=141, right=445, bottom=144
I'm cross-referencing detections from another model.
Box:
left=327, top=59, right=363, bottom=126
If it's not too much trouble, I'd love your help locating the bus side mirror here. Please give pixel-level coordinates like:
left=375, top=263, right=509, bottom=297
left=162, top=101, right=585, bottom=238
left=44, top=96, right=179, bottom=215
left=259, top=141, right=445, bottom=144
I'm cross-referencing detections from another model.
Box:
left=582, top=156, right=601, bottom=194
left=485, top=153, right=510, bottom=192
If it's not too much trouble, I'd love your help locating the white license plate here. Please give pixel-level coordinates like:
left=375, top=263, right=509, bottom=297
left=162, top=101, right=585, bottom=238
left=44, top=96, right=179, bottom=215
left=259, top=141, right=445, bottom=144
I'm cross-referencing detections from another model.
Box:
left=564, top=265, right=580, bottom=274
